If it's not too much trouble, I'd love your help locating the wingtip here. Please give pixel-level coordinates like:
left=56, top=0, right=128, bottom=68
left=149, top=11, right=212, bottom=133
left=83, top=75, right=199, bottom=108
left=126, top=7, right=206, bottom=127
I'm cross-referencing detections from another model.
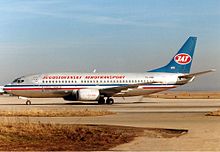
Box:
left=210, top=69, right=216, bottom=72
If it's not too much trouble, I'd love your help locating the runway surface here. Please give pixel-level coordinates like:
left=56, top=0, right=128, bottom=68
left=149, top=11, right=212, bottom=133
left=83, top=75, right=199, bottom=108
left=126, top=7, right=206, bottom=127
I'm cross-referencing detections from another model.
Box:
left=1, top=95, right=220, bottom=151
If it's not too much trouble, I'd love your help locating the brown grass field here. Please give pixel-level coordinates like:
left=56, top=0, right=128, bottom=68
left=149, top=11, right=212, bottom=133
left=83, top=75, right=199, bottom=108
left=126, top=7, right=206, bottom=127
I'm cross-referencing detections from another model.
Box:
left=206, top=110, right=220, bottom=116
left=148, top=91, right=220, bottom=99
left=0, top=122, right=187, bottom=151
left=0, top=108, right=115, bottom=117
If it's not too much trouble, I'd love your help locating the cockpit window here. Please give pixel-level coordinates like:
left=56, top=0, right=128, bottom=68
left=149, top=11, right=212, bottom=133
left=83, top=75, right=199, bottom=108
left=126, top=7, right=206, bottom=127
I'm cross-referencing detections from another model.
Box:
left=12, top=78, right=24, bottom=83
left=12, top=78, right=19, bottom=83
left=18, top=80, right=24, bottom=83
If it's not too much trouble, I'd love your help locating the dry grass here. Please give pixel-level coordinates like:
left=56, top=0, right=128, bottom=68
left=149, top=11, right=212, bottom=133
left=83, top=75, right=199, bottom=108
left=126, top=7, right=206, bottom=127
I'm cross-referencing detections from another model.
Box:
left=148, top=91, right=220, bottom=99
left=0, top=122, right=142, bottom=151
left=0, top=108, right=115, bottom=117
left=0, top=122, right=188, bottom=151
left=206, top=110, right=220, bottom=116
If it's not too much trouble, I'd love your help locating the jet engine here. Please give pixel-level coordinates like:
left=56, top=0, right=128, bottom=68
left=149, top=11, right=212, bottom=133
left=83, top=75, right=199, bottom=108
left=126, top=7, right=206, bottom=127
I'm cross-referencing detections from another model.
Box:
left=77, top=89, right=100, bottom=101
left=63, top=89, right=100, bottom=101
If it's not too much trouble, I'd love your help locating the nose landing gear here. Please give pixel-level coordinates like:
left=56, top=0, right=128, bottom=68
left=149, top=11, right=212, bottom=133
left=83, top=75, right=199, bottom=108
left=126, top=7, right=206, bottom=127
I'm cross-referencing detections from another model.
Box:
left=18, top=96, right=32, bottom=105
left=26, top=100, right=31, bottom=105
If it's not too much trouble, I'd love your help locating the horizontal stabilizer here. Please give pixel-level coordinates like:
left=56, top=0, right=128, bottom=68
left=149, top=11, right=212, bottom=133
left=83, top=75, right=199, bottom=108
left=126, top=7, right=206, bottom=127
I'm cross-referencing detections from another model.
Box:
left=178, top=69, right=216, bottom=79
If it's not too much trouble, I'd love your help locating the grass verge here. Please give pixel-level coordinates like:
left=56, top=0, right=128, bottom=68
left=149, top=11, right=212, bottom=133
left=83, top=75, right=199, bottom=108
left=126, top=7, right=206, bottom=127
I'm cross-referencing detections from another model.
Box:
left=0, top=122, right=188, bottom=151
left=206, top=110, right=220, bottom=116
left=0, top=108, right=115, bottom=117
left=0, top=123, right=141, bottom=151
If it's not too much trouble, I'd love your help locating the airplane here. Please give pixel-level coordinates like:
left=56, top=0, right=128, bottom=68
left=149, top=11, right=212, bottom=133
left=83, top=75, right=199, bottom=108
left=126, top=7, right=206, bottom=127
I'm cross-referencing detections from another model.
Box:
left=3, top=36, right=215, bottom=105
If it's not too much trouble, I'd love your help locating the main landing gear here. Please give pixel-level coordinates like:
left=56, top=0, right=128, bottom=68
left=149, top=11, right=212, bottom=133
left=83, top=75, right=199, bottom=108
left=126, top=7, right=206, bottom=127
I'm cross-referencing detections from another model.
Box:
left=98, top=97, right=114, bottom=105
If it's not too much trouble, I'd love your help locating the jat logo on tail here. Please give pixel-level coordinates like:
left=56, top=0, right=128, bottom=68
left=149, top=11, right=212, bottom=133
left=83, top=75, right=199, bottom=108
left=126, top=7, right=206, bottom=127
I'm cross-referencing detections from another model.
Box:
left=174, top=53, right=192, bottom=65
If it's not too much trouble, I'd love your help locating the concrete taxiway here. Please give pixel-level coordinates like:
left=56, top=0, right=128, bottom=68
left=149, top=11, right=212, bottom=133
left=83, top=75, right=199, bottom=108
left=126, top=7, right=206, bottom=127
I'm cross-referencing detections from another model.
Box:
left=0, top=95, right=220, bottom=151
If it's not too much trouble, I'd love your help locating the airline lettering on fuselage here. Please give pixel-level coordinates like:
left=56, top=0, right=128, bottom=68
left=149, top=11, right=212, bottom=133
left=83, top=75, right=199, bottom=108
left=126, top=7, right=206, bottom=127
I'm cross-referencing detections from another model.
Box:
left=85, top=75, right=125, bottom=79
left=174, top=53, right=192, bottom=65
left=42, top=75, right=126, bottom=80
left=43, top=76, right=82, bottom=79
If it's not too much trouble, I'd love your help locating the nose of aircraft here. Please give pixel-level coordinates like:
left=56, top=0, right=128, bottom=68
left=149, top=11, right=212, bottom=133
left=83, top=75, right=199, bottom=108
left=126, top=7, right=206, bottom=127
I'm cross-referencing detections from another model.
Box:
left=0, top=85, right=5, bottom=93
left=2, top=84, right=11, bottom=94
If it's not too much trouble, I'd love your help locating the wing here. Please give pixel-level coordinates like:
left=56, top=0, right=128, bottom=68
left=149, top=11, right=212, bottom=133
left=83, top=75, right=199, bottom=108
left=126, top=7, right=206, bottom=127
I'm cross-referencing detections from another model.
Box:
left=99, top=81, right=159, bottom=97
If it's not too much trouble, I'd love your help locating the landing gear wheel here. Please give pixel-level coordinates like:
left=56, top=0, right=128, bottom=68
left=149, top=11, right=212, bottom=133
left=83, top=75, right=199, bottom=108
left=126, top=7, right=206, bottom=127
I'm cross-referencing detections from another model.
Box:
left=98, top=98, right=105, bottom=104
left=26, top=100, right=31, bottom=105
left=106, top=98, right=114, bottom=105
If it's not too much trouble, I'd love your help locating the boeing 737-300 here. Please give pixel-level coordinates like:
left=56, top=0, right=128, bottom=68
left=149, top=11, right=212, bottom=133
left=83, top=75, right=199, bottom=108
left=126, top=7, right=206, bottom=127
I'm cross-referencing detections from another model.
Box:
left=3, top=37, right=215, bottom=105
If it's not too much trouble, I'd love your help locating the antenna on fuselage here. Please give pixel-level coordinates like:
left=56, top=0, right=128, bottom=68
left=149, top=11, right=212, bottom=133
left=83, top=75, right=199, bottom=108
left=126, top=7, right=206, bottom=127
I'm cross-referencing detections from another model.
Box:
left=93, top=69, right=97, bottom=73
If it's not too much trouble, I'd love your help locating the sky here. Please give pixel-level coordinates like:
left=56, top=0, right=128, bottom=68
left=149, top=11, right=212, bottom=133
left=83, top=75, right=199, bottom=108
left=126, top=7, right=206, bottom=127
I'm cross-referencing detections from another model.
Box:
left=0, top=0, right=219, bottom=90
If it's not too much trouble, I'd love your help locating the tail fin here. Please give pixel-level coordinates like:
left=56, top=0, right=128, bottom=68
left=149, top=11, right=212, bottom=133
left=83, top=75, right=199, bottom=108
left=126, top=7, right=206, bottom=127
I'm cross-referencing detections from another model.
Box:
left=149, top=37, right=197, bottom=73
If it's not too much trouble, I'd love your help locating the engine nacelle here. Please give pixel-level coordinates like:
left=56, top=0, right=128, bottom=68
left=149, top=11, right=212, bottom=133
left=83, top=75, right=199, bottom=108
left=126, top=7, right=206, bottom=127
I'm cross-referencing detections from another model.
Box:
left=63, top=89, right=100, bottom=101
left=77, top=89, right=100, bottom=101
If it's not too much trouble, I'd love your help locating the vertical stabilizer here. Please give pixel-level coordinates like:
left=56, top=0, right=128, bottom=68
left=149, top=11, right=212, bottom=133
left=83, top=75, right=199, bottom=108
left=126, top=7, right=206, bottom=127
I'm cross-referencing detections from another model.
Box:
left=149, top=37, right=197, bottom=73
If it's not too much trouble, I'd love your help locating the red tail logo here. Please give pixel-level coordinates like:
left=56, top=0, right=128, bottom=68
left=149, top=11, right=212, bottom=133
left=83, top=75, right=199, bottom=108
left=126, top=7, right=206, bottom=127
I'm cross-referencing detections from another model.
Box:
left=174, top=53, right=192, bottom=65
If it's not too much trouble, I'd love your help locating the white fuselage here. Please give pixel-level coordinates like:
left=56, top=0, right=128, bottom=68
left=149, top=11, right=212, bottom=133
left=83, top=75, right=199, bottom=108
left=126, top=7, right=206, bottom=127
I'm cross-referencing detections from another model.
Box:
left=4, top=72, right=186, bottom=98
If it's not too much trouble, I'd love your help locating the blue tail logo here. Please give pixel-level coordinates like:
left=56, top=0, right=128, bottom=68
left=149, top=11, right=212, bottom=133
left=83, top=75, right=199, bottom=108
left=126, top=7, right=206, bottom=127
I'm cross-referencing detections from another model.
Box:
left=148, top=36, right=197, bottom=73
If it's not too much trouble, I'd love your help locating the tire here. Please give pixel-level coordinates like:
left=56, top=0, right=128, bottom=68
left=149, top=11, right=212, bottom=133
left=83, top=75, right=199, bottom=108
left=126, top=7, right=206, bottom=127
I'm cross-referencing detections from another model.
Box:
left=106, top=98, right=114, bottom=105
left=98, top=98, right=105, bottom=104
left=26, top=100, right=31, bottom=105
left=106, top=99, right=110, bottom=104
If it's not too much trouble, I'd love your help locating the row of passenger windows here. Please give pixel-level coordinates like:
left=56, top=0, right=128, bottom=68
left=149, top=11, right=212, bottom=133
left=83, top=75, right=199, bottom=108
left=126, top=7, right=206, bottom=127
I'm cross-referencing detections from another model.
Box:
left=42, top=79, right=148, bottom=84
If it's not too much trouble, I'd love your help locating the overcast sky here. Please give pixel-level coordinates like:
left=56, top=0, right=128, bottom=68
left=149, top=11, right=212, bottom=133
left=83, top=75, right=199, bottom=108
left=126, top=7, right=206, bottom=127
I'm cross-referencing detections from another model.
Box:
left=0, top=0, right=219, bottom=90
